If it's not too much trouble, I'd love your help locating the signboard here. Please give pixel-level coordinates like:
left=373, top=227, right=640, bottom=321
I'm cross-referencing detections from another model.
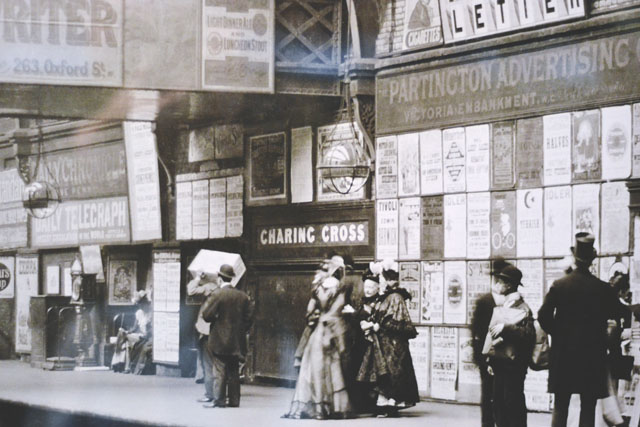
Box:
left=377, top=199, right=399, bottom=261
left=249, top=132, right=287, bottom=204
left=0, top=257, right=14, bottom=299
left=403, top=0, right=443, bottom=51
left=376, top=135, right=399, bottom=199
left=439, top=0, right=584, bottom=43
left=257, top=221, right=369, bottom=249
left=201, top=0, right=275, bottom=93
left=0, top=0, right=123, bottom=86
left=377, top=31, right=640, bottom=133
left=15, top=257, right=38, bottom=353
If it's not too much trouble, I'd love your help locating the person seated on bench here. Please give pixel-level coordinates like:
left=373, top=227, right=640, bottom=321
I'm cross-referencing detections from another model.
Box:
left=111, top=290, right=154, bottom=375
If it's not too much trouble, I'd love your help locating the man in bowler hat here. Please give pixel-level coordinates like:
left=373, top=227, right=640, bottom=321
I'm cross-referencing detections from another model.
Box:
left=538, top=232, right=619, bottom=427
left=202, top=264, right=254, bottom=408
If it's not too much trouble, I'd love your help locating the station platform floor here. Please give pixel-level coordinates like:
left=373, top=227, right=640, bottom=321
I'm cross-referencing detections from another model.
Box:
left=0, top=360, right=552, bottom=427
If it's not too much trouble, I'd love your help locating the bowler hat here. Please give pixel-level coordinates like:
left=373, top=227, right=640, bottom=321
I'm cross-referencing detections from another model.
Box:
left=496, top=265, right=523, bottom=287
left=571, top=232, right=596, bottom=263
left=218, top=264, right=236, bottom=280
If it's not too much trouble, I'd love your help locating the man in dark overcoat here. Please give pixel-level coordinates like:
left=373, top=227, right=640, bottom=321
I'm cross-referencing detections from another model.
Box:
left=538, top=232, right=619, bottom=427
left=202, top=264, right=254, bottom=408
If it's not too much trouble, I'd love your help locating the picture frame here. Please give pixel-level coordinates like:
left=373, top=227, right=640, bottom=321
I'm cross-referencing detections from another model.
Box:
left=108, top=259, right=137, bottom=306
left=248, top=132, right=288, bottom=205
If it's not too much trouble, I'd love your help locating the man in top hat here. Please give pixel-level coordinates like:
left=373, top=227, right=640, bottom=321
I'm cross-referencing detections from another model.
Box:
left=202, top=264, right=254, bottom=408
left=538, top=232, right=619, bottom=427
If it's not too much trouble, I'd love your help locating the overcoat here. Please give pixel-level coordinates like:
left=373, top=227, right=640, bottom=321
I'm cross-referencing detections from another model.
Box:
left=537, top=268, right=618, bottom=397
left=202, top=286, right=253, bottom=358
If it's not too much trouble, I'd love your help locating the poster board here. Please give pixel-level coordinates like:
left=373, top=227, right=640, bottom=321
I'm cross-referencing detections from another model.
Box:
left=15, top=257, right=38, bottom=353
left=152, top=250, right=181, bottom=364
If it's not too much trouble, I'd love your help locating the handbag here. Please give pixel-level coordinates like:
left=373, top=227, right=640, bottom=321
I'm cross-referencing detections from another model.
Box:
left=530, top=320, right=550, bottom=371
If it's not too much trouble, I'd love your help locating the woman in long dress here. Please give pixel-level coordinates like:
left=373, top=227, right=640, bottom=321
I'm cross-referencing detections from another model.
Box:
left=111, top=290, right=154, bottom=375
left=284, top=255, right=354, bottom=419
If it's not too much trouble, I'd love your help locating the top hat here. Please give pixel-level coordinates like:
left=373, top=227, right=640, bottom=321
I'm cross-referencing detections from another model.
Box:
left=496, top=265, right=523, bottom=287
left=218, top=264, right=236, bottom=280
left=571, top=232, right=597, bottom=263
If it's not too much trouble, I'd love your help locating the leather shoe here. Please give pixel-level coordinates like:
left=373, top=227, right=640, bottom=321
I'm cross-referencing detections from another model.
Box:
left=195, top=378, right=204, bottom=384
left=203, top=402, right=225, bottom=408
left=197, top=397, right=212, bottom=403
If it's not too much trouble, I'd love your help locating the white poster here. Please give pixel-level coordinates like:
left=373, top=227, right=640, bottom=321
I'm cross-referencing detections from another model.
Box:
left=420, top=129, right=443, bottom=195
left=209, top=178, right=226, bottom=239
left=518, top=259, right=544, bottom=316
left=46, top=265, right=60, bottom=295
left=192, top=179, right=209, bottom=240
left=543, top=113, right=572, bottom=186
left=525, top=370, right=552, bottom=411
left=398, top=132, right=421, bottom=197
left=421, top=261, right=444, bottom=324
left=291, top=127, right=313, bottom=203
left=601, top=182, right=630, bottom=255
left=376, top=199, right=399, bottom=261
left=0, top=257, right=15, bottom=298
left=467, top=260, right=491, bottom=324
left=465, top=124, right=490, bottom=192
left=633, top=104, right=640, bottom=177
left=62, top=267, right=72, bottom=297
left=517, top=188, right=544, bottom=258
left=410, top=327, right=431, bottom=393
left=602, top=105, right=632, bottom=180
left=443, top=127, right=466, bottom=193
left=545, top=258, right=570, bottom=295
left=399, top=197, right=422, bottom=260
left=400, top=262, right=422, bottom=324
left=175, top=181, right=193, bottom=240
left=431, top=327, right=458, bottom=400
left=573, top=184, right=600, bottom=252
left=544, top=186, right=572, bottom=257
left=444, top=194, right=467, bottom=258
left=376, top=135, right=398, bottom=199
left=467, top=192, right=491, bottom=259
left=15, top=257, right=38, bottom=353
left=226, top=175, right=244, bottom=237
left=152, top=311, right=180, bottom=364
left=600, top=256, right=629, bottom=283
left=458, top=328, right=481, bottom=385
left=444, top=261, right=467, bottom=324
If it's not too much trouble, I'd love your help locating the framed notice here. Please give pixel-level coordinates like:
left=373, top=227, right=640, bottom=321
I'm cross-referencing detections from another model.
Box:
left=209, top=178, right=226, bottom=239
left=467, top=261, right=491, bottom=324
left=376, top=199, right=399, bottom=261
left=420, top=130, right=443, bottom=195
left=248, top=132, right=287, bottom=205
left=421, top=261, right=444, bottom=324
left=516, top=117, right=543, bottom=188
left=376, top=135, right=398, bottom=199
left=573, top=184, right=600, bottom=252
left=422, top=196, right=444, bottom=259
left=601, top=182, right=630, bottom=255
left=291, top=127, right=313, bottom=203
left=403, top=0, right=443, bottom=51
left=226, top=175, right=244, bottom=237
left=544, top=186, right=572, bottom=257
left=400, top=262, right=421, bottom=324
left=602, top=105, right=632, bottom=180
left=431, top=327, right=458, bottom=400
left=517, top=189, right=543, bottom=258
left=108, top=260, right=137, bottom=306
left=444, top=194, right=467, bottom=258
left=398, top=132, right=421, bottom=197
left=443, top=128, right=466, bottom=193
left=572, top=110, right=601, bottom=182
left=518, top=259, right=544, bottom=315
left=317, top=123, right=365, bottom=201
left=444, top=261, right=467, bottom=324
left=465, top=124, right=490, bottom=192
left=467, top=192, right=491, bottom=259
left=409, top=327, right=431, bottom=393
left=491, top=191, right=516, bottom=258
left=15, top=257, right=38, bottom=353
left=176, top=182, right=193, bottom=240
left=399, top=197, right=422, bottom=260
left=0, top=257, right=14, bottom=299
left=46, top=265, right=60, bottom=295
left=491, top=121, right=515, bottom=189
left=543, top=113, right=572, bottom=186
left=153, top=311, right=180, bottom=364
left=633, top=104, right=640, bottom=177
left=192, top=179, right=210, bottom=239
left=153, top=251, right=181, bottom=313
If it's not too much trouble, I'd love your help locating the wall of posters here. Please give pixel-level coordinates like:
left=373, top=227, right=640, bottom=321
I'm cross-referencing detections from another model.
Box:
left=443, top=128, right=466, bottom=193
left=421, top=261, right=444, bottom=324
left=431, top=327, right=458, bottom=400
left=444, top=261, right=467, bottom=324
left=403, top=0, right=443, bottom=51
left=399, top=197, right=422, bottom=260
left=422, top=196, right=444, bottom=260
left=458, top=327, right=480, bottom=386
left=226, top=175, right=244, bottom=237
left=291, top=127, right=313, bottom=203
left=398, top=132, right=421, bottom=197
left=491, top=191, right=516, bottom=258
left=377, top=199, right=399, bottom=261
left=317, top=123, right=365, bottom=201
left=491, top=121, right=515, bottom=189
left=444, top=194, right=467, bottom=258
left=518, top=259, right=544, bottom=315
left=420, top=130, right=443, bottom=195
left=176, top=182, right=193, bottom=240
left=400, top=262, right=422, bottom=324
left=516, top=117, right=544, bottom=188
left=602, top=105, right=632, bottom=180
left=573, top=184, right=601, bottom=252
left=410, top=326, right=431, bottom=393
left=376, top=135, right=398, bottom=199
left=544, top=186, right=572, bottom=257
left=517, top=188, right=543, bottom=257
left=467, top=192, right=491, bottom=259
left=209, top=178, right=226, bottom=239
left=543, top=113, right=572, bottom=186
left=465, top=124, right=490, bottom=192
left=192, top=179, right=210, bottom=239
left=572, top=110, right=601, bottom=182
left=601, top=182, right=630, bottom=255
left=249, top=132, right=287, bottom=204
left=15, top=257, right=38, bottom=353
left=467, top=261, right=491, bottom=324
left=633, top=104, right=640, bottom=177
left=0, top=257, right=14, bottom=299
left=108, top=260, right=137, bottom=306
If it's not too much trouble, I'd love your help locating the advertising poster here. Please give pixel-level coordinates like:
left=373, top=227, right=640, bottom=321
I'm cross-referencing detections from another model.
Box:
left=421, top=261, right=444, bottom=324
left=443, top=128, right=466, bottom=193
left=153, top=311, right=180, bottom=364
left=518, top=259, right=544, bottom=315
left=421, top=196, right=444, bottom=259
left=410, top=327, right=431, bottom=393
left=398, top=132, right=421, bottom=197
left=491, top=121, right=515, bottom=189
left=601, top=182, right=630, bottom=254
left=516, top=117, right=544, bottom=188
left=545, top=258, right=570, bottom=294
left=517, top=188, right=544, bottom=258
left=633, top=104, right=640, bottom=177
left=191, top=180, right=210, bottom=240
left=376, top=199, right=399, bottom=261
left=525, top=370, right=552, bottom=411
left=602, top=105, right=632, bottom=180
left=465, top=124, right=490, bottom=192
left=152, top=251, right=181, bottom=313
left=209, top=178, right=226, bottom=239
left=544, top=186, right=572, bottom=257
left=176, top=181, right=193, bottom=240
left=317, top=123, right=365, bottom=201
left=15, top=257, right=38, bottom=353
left=399, top=197, right=422, bottom=260
left=444, top=261, right=467, bottom=324
left=291, top=127, right=313, bottom=203
left=249, top=132, right=287, bottom=204
left=458, top=327, right=480, bottom=386
left=226, top=175, right=244, bottom=237
left=431, top=327, right=458, bottom=400
left=572, top=110, right=601, bottom=182
left=63, top=266, right=72, bottom=297
left=201, top=0, right=275, bottom=93
left=403, top=0, right=443, bottom=51
left=467, top=260, right=491, bottom=323
left=600, top=256, right=629, bottom=284
left=467, top=192, right=491, bottom=259
left=491, top=191, right=517, bottom=258
left=543, top=113, right=572, bottom=186
left=0, top=257, right=14, bottom=299
left=0, top=168, right=27, bottom=250
left=420, top=130, right=444, bottom=195
left=400, top=262, right=422, bottom=324
left=376, top=135, right=398, bottom=199
left=573, top=184, right=601, bottom=252
left=444, top=194, right=467, bottom=258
